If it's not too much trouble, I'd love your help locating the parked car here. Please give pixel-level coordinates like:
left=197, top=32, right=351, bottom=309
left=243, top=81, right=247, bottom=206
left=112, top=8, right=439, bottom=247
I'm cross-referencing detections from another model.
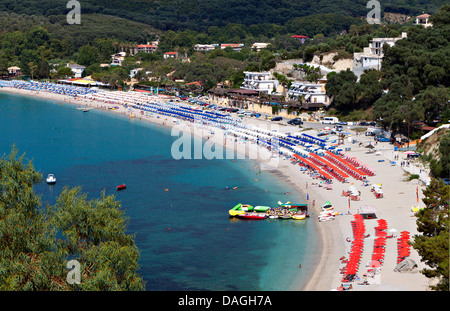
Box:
left=271, top=116, right=283, bottom=121
left=442, top=178, right=450, bottom=185
left=335, top=125, right=343, bottom=131
left=337, top=121, right=348, bottom=125
left=359, top=121, right=368, bottom=126
left=251, top=112, right=261, bottom=118
left=288, top=118, right=303, bottom=125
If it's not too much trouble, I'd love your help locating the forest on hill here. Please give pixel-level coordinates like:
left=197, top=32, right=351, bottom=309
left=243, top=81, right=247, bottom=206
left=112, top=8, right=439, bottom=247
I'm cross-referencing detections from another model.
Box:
left=0, top=0, right=447, bottom=31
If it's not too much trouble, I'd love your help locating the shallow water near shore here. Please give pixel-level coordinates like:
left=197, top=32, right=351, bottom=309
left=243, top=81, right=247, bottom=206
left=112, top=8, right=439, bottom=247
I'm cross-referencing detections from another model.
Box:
left=0, top=92, right=320, bottom=290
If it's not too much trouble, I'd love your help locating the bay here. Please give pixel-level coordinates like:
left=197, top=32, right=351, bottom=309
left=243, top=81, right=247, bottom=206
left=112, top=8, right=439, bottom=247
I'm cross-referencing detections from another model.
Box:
left=0, top=92, right=320, bottom=291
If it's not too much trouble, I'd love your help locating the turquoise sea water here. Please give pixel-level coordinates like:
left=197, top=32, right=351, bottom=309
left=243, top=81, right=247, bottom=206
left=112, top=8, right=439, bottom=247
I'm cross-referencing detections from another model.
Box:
left=0, top=92, right=321, bottom=291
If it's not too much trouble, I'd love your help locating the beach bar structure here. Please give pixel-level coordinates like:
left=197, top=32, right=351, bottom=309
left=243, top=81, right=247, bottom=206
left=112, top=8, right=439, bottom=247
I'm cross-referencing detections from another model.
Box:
left=358, top=205, right=378, bottom=219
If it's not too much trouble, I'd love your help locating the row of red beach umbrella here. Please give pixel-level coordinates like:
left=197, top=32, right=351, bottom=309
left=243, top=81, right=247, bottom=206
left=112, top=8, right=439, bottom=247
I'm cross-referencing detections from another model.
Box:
left=342, top=214, right=365, bottom=282
left=397, top=231, right=411, bottom=263
left=325, top=151, right=368, bottom=180
left=292, top=151, right=374, bottom=182
left=308, top=153, right=349, bottom=182
left=371, top=219, right=388, bottom=267
left=292, top=154, right=334, bottom=180
left=340, top=152, right=375, bottom=176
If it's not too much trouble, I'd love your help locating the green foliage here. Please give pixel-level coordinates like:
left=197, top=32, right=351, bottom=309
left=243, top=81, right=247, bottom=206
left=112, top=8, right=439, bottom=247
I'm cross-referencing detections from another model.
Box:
left=412, top=178, right=449, bottom=291
left=372, top=5, right=450, bottom=134
left=0, top=0, right=445, bottom=32
left=286, top=13, right=362, bottom=38
left=77, top=45, right=98, bottom=67
left=326, top=69, right=358, bottom=110
left=0, top=147, right=145, bottom=290
left=428, top=133, right=450, bottom=178
left=54, top=66, right=74, bottom=79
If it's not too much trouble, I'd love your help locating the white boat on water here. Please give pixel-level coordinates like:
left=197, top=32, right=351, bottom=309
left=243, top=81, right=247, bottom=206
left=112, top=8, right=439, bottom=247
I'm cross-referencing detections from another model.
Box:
left=318, top=215, right=334, bottom=222
left=46, top=174, right=56, bottom=184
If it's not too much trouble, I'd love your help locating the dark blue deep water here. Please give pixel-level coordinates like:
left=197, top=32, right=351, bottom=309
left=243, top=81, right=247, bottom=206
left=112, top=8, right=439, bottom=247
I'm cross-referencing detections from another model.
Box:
left=0, top=91, right=320, bottom=290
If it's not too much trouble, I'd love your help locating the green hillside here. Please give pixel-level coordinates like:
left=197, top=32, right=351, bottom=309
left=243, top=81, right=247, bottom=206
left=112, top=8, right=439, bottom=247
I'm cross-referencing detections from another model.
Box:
left=0, top=0, right=446, bottom=31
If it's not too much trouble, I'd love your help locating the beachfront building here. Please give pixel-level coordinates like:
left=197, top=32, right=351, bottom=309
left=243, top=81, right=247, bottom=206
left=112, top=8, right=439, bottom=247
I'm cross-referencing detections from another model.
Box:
left=67, top=63, right=86, bottom=78
left=291, top=35, right=309, bottom=44
left=130, top=68, right=143, bottom=78
left=251, top=42, right=270, bottom=52
left=194, top=44, right=216, bottom=52
left=414, top=13, right=432, bottom=28
left=7, top=66, right=22, bottom=77
left=111, top=52, right=126, bottom=66
left=164, top=51, right=178, bottom=59
left=241, top=71, right=279, bottom=95
left=288, top=81, right=330, bottom=107
left=128, top=41, right=159, bottom=56
left=221, top=43, right=244, bottom=51
left=353, top=32, right=407, bottom=70
left=137, top=43, right=157, bottom=53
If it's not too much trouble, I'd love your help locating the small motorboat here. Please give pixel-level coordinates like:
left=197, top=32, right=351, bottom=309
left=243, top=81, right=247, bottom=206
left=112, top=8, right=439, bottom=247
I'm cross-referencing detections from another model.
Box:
left=318, top=215, right=334, bottom=222
left=238, top=213, right=266, bottom=220
left=321, top=200, right=333, bottom=211
left=278, top=214, right=292, bottom=220
left=117, top=184, right=126, bottom=191
left=292, top=214, right=306, bottom=220
left=46, top=174, right=56, bottom=185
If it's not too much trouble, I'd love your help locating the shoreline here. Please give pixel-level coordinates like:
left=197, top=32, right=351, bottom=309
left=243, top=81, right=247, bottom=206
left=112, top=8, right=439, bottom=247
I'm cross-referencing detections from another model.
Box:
left=0, top=86, right=432, bottom=291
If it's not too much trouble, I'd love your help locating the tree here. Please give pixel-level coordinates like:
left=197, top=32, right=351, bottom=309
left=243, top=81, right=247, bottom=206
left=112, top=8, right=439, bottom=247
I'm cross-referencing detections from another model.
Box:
left=0, top=147, right=145, bottom=290
left=28, top=61, right=37, bottom=80
left=77, top=45, right=98, bottom=67
left=49, top=187, right=144, bottom=290
left=413, top=86, right=450, bottom=126
left=36, top=59, right=50, bottom=79
left=357, top=69, right=382, bottom=108
left=429, top=133, right=450, bottom=178
left=55, top=66, right=74, bottom=79
left=325, top=69, right=358, bottom=111
left=412, top=178, right=449, bottom=291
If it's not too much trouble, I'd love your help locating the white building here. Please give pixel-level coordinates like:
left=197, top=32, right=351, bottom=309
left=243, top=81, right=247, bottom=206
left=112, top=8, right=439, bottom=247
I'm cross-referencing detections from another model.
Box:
left=353, top=32, right=407, bottom=70
left=221, top=44, right=244, bottom=51
left=67, top=63, right=85, bottom=78
left=415, top=14, right=432, bottom=28
left=111, top=52, right=126, bottom=66
left=251, top=42, right=270, bottom=52
left=288, top=81, right=330, bottom=106
left=194, top=44, right=216, bottom=52
left=241, top=71, right=279, bottom=95
left=137, top=44, right=157, bottom=53
left=130, top=68, right=143, bottom=78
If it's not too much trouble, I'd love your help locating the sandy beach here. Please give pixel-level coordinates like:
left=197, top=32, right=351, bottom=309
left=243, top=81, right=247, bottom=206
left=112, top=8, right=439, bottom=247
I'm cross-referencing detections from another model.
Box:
left=0, top=85, right=433, bottom=291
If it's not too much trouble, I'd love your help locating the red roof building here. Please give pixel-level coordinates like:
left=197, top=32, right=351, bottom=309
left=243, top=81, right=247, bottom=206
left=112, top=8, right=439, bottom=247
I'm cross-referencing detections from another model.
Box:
left=164, top=51, right=178, bottom=59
